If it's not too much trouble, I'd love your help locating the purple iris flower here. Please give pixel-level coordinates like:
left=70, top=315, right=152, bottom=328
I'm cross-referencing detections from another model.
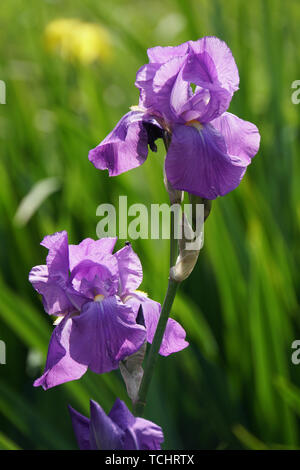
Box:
left=29, top=231, right=188, bottom=390
left=69, top=398, right=164, bottom=450
left=89, top=36, right=260, bottom=199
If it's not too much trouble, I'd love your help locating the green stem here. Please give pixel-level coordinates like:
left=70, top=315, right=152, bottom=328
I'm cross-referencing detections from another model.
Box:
left=133, top=220, right=180, bottom=417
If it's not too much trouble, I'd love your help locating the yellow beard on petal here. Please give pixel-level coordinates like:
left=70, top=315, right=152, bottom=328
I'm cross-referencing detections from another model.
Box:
left=185, top=120, right=203, bottom=131
left=94, top=294, right=105, bottom=302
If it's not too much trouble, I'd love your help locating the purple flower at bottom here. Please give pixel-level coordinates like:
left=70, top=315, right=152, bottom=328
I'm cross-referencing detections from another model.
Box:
left=89, top=36, right=260, bottom=199
left=30, top=231, right=188, bottom=390
left=69, top=399, right=164, bottom=450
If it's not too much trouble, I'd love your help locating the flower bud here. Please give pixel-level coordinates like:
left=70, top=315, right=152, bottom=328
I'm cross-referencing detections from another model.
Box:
left=170, top=212, right=203, bottom=282
left=119, top=342, right=147, bottom=404
left=119, top=305, right=147, bottom=403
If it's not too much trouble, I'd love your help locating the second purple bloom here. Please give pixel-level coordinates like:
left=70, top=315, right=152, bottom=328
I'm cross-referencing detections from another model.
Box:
left=29, top=231, right=188, bottom=390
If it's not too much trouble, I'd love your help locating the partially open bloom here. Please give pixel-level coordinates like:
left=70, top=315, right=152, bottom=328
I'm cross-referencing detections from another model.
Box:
left=29, top=231, right=188, bottom=389
left=69, top=398, right=164, bottom=450
left=89, top=36, right=260, bottom=199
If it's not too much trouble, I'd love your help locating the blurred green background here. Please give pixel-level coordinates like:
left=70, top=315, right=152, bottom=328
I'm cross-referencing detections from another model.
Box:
left=1, top=0, right=300, bottom=450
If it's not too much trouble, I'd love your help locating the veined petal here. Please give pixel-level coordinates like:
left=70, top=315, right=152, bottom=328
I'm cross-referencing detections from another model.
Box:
left=114, top=244, right=143, bottom=296
left=136, top=37, right=238, bottom=124
left=150, top=57, right=185, bottom=92
left=169, top=66, right=193, bottom=118
left=210, top=112, right=260, bottom=165
left=124, top=418, right=164, bottom=450
left=41, top=230, right=69, bottom=279
left=69, top=297, right=146, bottom=374
left=179, top=86, right=232, bottom=123
left=89, top=111, right=150, bottom=176
left=29, top=231, right=79, bottom=315
left=69, top=237, right=117, bottom=271
left=34, top=315, right=88, bottom=390
left=126, top=294, right=188, bottom=356
left=165, top=120, right=257, bottom=199
left=187, top=36, right=239, bottom=95
left=147, top=43, right=189, bottom=63
left=183, top=50, right=218, bottom=88
left=70, top=255, right=119, bottom=298
left=68, top=406, right=91, bottom=450
left=151, top=55, right=187, bottom=122
left=29, top=264, right=78, bottom=315
left=135, top=63, right=160, bottom=110
left=140, top=297, right=189, bottom=356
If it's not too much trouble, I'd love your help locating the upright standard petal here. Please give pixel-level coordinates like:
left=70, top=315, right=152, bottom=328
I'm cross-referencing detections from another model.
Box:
left=136, top=37, right=239, bottom=124
left=69, top=237, right=117, bottom=271
left=41, top=230, right=69, bottom=279
left=89, top=111, right=150, bottom=176
left=165, top=118, right=259, bottom=199
left=29, top=264, right=76, bottom=315
left=179, top=85, right=232, bottom=124
left=70, top=256, right=119, bottom=298
left=151, top=55, right=187, bottom=122
left=34, top=315, right=88, bottom=390
left=187, top=36, right=239, bottom=96
left=114, top=244, right=143, bottom=296
left=147, top=43, right=189, bottom=63
left=135, top=63, right=161, bottom=111
left=29, top=231, right=80, bottom=315
left=69, top=297, right=146, bottom=374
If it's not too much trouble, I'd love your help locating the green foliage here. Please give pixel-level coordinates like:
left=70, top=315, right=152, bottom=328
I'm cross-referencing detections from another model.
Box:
left=0, top=0, right=300, bottom=450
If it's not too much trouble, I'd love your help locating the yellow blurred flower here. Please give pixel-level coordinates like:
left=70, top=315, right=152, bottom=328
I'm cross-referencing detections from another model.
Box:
left=44, top=18, right=112, bottom=64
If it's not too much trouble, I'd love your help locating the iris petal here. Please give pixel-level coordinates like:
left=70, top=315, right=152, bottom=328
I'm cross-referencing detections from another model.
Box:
left=69, top=297, right=146, bottom=374
left=187, top=36, right=239, bottom=95
left=69, top=237, right=117, bottom=271
left=29, top=231, right=83, bottom=315
left=126, top=294, right=189, bottom=356
left=89, top=400, right=124, bottom=450
left=147, top=42, right=189, bottom=63
left=89, top=111, right=161, bottom=176
left=165, top=118, right=259, bottom=199
left=68, top=405, right=91, bottom=450
left=34, top=315, right=88, bottom=390
left=124, top=418, right=164, bottom=450
left=114, top=244, right=143, bottom=296
left=210, top=112, right=260, bottom=165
